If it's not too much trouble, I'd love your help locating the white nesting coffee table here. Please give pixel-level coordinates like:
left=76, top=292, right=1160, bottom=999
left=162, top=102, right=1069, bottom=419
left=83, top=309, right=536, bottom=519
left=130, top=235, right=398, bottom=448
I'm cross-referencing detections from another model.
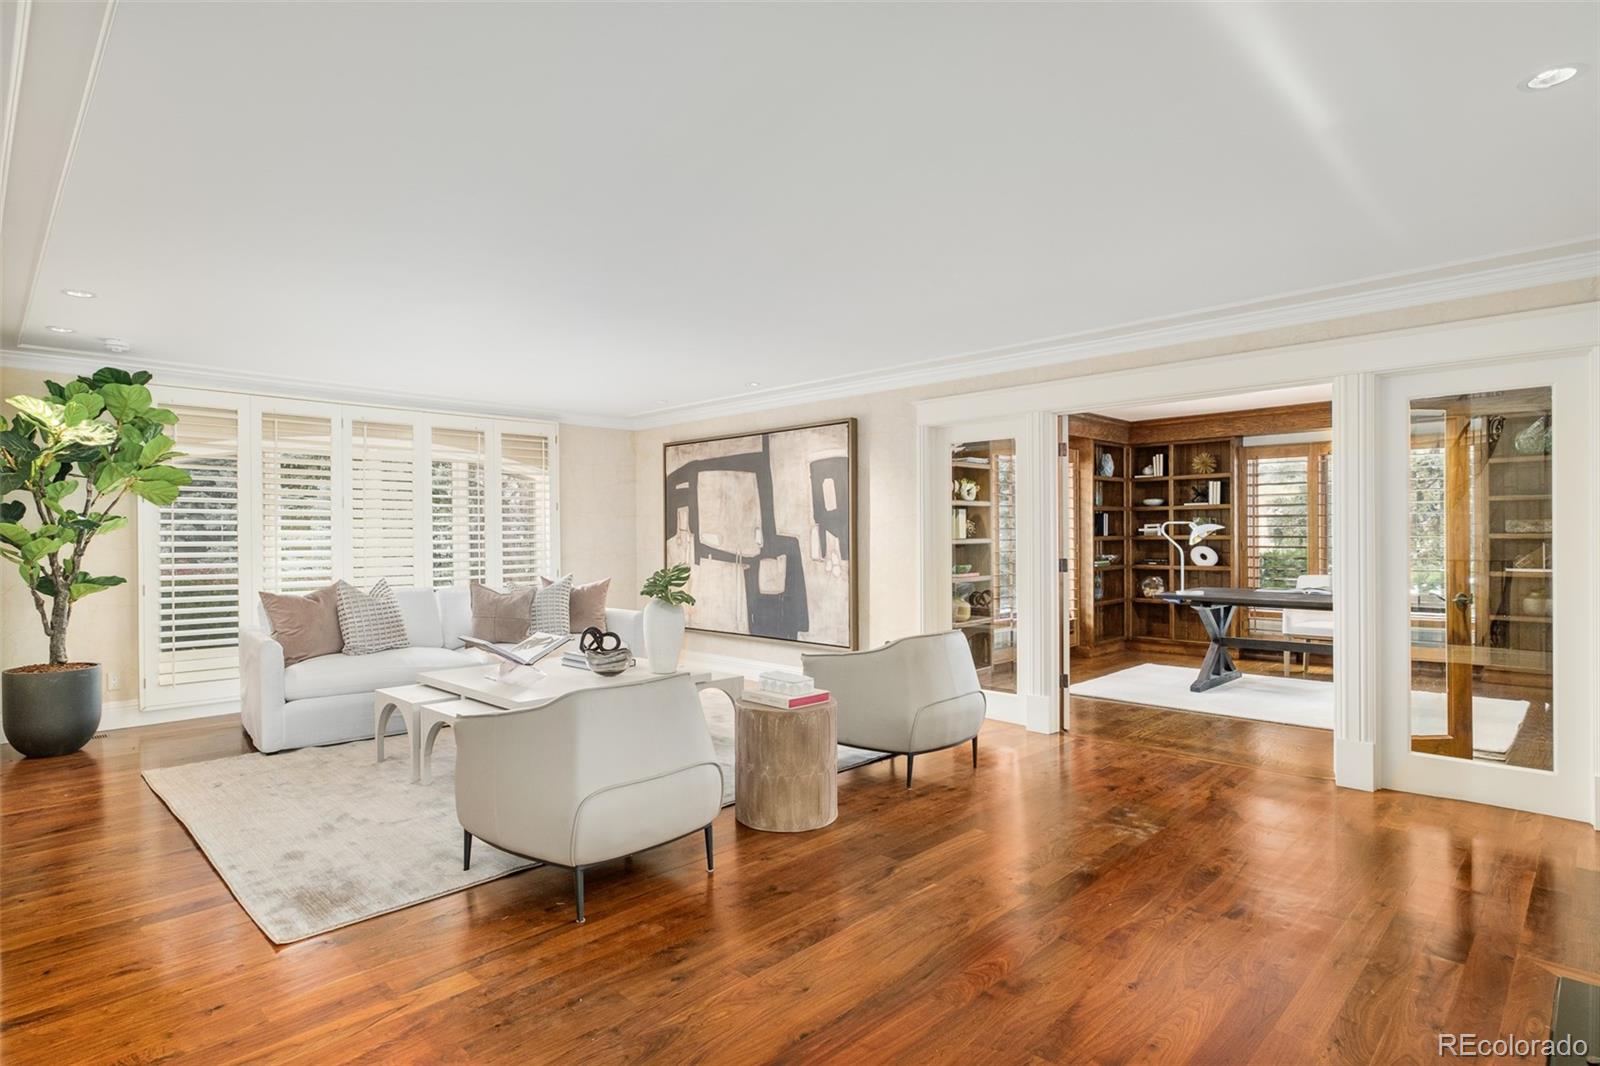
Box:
left=405, top=661, right=745, bottom=785
left=373, top=684, right=461, bottom=783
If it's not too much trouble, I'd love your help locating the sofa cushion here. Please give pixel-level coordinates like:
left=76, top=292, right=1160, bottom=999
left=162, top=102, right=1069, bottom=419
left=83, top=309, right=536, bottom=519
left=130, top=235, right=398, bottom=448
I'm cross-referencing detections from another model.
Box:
left=438, top=585, right=471, bottom=649
left=393, top=587, right=444, bottom=648
left=471, top=581, right=536, bottom=642
left=259, top=584, right=343, bottom=665
left=283, top=646, right=477, bottom=701
left=543, top=575, right=610, bottom=633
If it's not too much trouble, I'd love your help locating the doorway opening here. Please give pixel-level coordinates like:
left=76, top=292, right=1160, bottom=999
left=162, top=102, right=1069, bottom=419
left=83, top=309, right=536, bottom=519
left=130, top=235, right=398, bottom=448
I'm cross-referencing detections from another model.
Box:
left=1059, top=384, right=1337, bottom=777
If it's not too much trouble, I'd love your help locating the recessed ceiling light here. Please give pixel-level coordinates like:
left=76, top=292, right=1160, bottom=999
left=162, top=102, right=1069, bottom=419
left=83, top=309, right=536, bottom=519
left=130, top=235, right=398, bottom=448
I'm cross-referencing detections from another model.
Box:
left=746, top=381, right=761, bottom=389
left=46, top=325, right=75, bottom=333
left=1525, top=66, right=1578, bottom=90
left=62, top=289, right=97, bottom=299
left=102, top=338, right=132, bottom=353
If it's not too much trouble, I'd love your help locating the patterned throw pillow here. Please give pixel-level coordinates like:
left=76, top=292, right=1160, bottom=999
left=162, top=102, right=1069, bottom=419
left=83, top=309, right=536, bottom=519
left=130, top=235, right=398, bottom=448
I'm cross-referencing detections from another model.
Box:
left=335, top=579, right=410, bottom=655
left=532, top=575, right=573, bottom=636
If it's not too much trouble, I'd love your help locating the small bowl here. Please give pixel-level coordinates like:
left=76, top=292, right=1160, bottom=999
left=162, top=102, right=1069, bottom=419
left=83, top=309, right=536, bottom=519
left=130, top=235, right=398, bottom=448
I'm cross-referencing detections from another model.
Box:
left=586, top=648, right=634, bottom=676
left=1141, top=498, right=1165, bottom=506
left=953, top=564, right=974, bottom=574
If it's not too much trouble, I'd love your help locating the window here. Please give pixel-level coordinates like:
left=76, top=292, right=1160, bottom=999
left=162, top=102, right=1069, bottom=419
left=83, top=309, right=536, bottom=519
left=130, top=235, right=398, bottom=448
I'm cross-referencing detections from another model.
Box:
left=149, top=404, right=242, bottom=700
left=1243, top=442, right=1331, bottom=634
left=500, top=432, right=553, bottom=586
left=431, top=427, right=488, bottom=588
left=350, top=420, right=418, bottom=587
left=259, top=412, right=336, bottom=594
left=140, top=388, right=556, bottom=709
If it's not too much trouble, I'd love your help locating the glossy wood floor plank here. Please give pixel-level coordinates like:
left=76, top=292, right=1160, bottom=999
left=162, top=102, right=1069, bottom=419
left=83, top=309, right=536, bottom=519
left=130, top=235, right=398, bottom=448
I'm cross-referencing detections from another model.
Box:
left=3, top=712, right=1595, bottom=1064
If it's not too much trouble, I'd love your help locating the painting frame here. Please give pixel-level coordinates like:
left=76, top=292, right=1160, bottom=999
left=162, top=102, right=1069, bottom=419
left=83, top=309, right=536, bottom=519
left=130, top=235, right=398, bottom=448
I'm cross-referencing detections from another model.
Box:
left=662, top=417, right=858, bottom=650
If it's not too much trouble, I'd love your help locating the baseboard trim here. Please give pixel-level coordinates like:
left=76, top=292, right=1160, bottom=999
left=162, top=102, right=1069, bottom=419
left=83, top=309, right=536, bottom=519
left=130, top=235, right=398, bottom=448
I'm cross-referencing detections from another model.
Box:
left=98, top=699, right=241, bottom=733
left=1334, top=737, right=1376, bottom=792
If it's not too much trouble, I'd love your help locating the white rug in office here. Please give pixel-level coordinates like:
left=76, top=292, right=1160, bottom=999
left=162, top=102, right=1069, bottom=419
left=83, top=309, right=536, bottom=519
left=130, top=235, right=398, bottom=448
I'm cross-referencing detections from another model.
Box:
left=144, top=692, right=884, bottom=945
left=1067, top=664, right=1531, bottom=757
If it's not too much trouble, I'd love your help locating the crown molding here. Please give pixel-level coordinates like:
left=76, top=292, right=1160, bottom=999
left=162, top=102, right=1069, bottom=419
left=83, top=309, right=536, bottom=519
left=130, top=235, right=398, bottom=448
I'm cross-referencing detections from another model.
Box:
left=628, top=241, right=1599, bottom=430
left=0, top=347, right=635, bottom=429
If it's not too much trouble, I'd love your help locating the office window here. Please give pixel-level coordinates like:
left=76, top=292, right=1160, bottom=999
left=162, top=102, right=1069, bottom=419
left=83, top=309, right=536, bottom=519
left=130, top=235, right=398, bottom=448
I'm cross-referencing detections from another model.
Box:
left=1244, top=442, right=1331, bottom=634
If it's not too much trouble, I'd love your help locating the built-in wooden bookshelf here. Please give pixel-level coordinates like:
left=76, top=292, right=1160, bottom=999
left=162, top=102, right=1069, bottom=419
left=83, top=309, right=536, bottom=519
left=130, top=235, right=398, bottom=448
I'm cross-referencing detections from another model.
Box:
left=1480, top=407, right=1552, bottom=681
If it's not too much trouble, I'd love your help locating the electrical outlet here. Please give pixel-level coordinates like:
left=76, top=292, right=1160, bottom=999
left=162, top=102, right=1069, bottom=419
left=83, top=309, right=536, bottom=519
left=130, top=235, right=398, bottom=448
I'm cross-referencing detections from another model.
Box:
left=106, top=672, right=123, bottom=692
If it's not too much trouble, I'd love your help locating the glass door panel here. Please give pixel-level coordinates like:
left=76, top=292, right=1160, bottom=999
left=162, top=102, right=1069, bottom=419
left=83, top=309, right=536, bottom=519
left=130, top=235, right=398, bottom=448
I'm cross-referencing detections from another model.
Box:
left=1407, top=387, right=1553, bottom=769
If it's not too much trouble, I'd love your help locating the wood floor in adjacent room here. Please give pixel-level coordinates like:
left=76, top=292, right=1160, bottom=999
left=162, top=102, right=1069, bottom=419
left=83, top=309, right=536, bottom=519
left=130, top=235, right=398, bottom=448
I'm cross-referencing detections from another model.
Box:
left=3, top=710, right=1596, bottom=1064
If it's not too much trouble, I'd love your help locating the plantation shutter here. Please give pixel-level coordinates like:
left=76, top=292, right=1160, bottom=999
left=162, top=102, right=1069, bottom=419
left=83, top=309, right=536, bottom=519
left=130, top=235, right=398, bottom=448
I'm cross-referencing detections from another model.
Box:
left=350, top=420, right=417, bottom=587
left=260, top=413, right=336, bottom=593
left=153, top=405, right=242, bottom=690
left=499, top=431, right=553, bottom=586
left=431, top=427, right=487, bottom=587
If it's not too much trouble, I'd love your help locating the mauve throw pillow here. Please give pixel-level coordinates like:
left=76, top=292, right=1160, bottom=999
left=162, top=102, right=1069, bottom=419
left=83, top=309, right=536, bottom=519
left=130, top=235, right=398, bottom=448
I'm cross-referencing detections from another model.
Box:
left=259, top=585, right=343, bottom=665
left=542, top=575, right=609, bottom=632
left=470, top=581, right=535, bottom=643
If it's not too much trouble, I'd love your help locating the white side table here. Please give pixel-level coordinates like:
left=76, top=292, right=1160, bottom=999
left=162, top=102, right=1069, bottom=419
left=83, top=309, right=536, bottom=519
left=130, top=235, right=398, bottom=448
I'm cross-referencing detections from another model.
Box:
left=373, top=684, right=459, bottom=783
left=414, top=697, right=500, bottom=785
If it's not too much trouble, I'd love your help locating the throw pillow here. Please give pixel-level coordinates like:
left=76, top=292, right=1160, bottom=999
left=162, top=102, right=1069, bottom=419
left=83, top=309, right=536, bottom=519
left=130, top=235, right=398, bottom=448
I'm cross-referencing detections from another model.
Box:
left=542, top=575, right=610, bottom=633
left=532, top=574, right=574, bottom=636
left=335, top=579, right=410, bottom=655
left=470, top=580, right=536, bottom=643
left=259, top=584, right=343, bottom=665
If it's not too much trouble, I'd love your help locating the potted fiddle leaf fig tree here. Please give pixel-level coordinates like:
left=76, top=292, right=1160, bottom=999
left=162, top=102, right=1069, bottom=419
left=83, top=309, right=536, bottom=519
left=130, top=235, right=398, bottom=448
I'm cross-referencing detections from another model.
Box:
left=0, top=369, right=189, bottom=757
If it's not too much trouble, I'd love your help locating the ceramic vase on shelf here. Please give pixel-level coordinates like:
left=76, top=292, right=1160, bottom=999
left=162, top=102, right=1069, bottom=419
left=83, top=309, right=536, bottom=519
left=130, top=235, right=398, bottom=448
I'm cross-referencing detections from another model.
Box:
left=643, top=599, right=686, bottom=673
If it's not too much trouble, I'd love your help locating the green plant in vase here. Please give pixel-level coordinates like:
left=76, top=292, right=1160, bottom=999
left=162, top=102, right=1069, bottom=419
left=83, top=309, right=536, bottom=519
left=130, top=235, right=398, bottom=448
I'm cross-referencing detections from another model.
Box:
left=1, top=368, right=190, bottom=756
left=640, top=564, right=695, bottom=673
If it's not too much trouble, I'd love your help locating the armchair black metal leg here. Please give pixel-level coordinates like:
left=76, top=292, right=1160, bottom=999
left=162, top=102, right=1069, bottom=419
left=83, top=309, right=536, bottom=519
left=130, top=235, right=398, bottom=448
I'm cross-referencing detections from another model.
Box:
left=905, top=753, right=914, bottom=789
left=971, top=736, right=978, bottom=768
left=574, top=866, right=586, bottom=924
left=462, top=830, right=472, bottom=871
left=704, top=824, right=714, bottom=872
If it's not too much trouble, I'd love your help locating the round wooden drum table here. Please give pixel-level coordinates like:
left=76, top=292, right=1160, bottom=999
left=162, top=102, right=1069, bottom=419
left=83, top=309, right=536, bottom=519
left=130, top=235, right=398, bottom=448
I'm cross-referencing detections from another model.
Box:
left=734, top=696, right=838, bottom=832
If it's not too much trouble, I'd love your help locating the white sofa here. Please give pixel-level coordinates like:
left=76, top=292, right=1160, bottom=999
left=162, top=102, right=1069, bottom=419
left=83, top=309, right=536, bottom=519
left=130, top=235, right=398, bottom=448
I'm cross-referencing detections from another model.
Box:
left=239, top=585, right=644, bottom=753
left=456, top=671, right=722, bottom=923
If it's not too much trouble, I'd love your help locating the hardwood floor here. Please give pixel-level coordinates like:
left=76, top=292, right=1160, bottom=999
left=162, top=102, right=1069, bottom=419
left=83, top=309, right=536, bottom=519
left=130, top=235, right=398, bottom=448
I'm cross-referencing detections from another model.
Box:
left=3, top=712, right=1596, bottom=1064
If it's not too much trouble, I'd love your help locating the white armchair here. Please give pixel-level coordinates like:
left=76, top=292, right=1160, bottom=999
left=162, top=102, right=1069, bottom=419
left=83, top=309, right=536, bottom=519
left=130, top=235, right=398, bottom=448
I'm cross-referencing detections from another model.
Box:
left=1280, top=574, right=1333, bottom=674
left=454, top=672, right=723, bottom=923
left=802, top=631, right=986, bottom=789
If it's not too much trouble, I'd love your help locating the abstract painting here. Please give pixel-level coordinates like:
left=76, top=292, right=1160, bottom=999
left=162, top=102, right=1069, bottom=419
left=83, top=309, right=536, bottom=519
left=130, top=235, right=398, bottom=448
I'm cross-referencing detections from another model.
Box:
left=663, top=419, right=856, bottom=648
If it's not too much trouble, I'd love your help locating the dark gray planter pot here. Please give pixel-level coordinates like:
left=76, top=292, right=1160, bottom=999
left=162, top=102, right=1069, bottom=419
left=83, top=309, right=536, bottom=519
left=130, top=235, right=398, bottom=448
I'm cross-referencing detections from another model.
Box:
left=2, top=664, right=102, bottom=758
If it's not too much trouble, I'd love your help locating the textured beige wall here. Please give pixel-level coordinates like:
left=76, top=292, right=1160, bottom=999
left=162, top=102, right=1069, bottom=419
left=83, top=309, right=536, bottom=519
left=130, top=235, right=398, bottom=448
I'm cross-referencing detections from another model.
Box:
left=0, top=365, right=143, bottom=702
left=557, top=422, right=638, bottom=605
left=636, top=277, right=1599, bottom=668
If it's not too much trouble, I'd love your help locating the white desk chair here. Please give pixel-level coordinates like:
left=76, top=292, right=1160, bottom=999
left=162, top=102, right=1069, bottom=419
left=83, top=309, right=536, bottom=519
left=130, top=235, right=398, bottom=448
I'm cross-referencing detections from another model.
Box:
left=1280, top=574, right=1333, bottom=674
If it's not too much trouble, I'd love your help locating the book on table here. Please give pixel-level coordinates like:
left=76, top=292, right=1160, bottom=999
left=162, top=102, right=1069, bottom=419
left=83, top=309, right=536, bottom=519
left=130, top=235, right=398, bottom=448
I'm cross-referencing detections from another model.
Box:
left=743, top=689, right=831, bottom=710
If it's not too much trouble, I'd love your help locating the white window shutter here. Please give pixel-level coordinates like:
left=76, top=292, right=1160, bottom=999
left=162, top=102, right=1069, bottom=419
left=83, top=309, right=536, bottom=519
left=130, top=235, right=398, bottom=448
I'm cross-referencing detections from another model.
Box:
left=499, top=431, right=553, bottom=586
left=430, top=427, right=488, bottom=588
left=152, top=404, right=243, bottom=692
left=349, top=420, right=417, bottom=588
left=260, top=412, right=336, bottom=593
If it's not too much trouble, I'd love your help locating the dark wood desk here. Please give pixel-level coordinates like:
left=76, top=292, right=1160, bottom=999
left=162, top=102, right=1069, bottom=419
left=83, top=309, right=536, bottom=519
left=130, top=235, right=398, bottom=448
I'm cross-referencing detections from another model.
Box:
left=1160, top=587, right=1334, bottom=692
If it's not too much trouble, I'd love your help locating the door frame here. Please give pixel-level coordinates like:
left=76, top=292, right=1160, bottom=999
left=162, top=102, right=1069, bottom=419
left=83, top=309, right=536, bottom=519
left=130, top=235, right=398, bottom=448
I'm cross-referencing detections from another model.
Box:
left=913, top=301, right=1598, bottom=821
left=1376, top=354, right=1593, bottom=823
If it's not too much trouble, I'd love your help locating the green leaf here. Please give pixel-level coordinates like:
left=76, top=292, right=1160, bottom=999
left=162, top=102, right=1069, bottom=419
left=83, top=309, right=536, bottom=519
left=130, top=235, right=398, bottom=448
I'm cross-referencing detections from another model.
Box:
left=44, top=380, right=66, bottom=400
left=0, top=500, right=24, bottom=523
left=139, top=433, right=175, bottom=465
left=69, top=574, right=126, bottom=601
left=32, top=573, right=57, bottom=597
left=91, top=367, right=134, bottom=387
left=20, top=536, right=66, bottom=563
left=93, top=461, right=135, bottom=494
left=7, top=395, right=65, bottom=430
left=95, top=514, right=128, bottom=534
left=60, top=421, right=118, bottom=448
left=130, top=371, right=153, bottom=385
left=62, top=393, right=105, bottom=426
left=0, top=522, right=30, bottom=546
left=129, top=466, right=190, bottom=506
left=63, top=379, right=93, bottom=398
left=144, top=407, right=178, bottom=426
left=98, top=383, right=153, bottom=422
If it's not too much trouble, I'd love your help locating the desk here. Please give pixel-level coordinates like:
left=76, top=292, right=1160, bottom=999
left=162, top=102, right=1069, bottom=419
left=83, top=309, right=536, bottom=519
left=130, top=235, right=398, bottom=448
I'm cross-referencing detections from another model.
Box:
left=1160, top=587, right=1333, bottom=692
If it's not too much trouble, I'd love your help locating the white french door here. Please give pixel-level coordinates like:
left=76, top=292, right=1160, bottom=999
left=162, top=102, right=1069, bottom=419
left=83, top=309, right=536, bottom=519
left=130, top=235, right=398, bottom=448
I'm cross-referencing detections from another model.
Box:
left=1377, top=353, right=1594, bottom=824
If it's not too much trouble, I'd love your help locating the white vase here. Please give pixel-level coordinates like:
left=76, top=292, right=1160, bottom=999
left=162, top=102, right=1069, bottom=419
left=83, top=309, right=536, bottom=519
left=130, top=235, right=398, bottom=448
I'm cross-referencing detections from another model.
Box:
left=643, top=599, right=685, bottom=673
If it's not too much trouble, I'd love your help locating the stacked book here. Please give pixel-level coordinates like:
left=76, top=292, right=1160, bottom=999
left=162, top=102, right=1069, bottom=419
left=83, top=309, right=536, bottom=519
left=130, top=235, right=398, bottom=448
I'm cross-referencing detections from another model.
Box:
left=560, top=650, right=591, bottom=671
left=743, top=670, right=830, bottom=709
left=1203, top=479, right=1224, bottom=504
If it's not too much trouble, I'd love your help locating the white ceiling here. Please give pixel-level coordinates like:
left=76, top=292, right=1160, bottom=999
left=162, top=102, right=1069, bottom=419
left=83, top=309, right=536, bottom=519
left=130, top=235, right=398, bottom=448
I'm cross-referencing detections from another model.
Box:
left=1092, top=384, right=1334, bottom=424
left=12, top=2, right=1599, bottom=422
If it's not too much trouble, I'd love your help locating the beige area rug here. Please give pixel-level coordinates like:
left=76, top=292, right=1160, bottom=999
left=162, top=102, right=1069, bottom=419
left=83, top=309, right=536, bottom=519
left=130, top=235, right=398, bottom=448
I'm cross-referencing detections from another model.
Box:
left=146, top=692, right=887, bottom=944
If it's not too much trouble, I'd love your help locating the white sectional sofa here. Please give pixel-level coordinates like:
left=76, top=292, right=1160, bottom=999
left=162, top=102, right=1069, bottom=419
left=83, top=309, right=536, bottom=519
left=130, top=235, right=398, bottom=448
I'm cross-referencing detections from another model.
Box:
left=240, top=585, right=643, bottom=753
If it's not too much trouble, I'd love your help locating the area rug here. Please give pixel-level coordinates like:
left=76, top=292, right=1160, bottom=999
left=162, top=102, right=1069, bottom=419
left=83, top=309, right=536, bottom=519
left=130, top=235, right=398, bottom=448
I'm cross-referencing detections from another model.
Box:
left=1067, top=664, right=1531, bottom=757
left=144, top=692, right=886, bottom=944
left=1068, top=664, right=1335, bottom=729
